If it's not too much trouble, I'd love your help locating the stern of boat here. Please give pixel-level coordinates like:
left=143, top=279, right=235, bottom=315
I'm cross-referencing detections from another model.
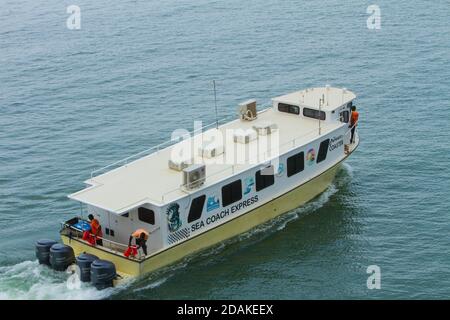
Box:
left=60, top=217, right=143, bottom=278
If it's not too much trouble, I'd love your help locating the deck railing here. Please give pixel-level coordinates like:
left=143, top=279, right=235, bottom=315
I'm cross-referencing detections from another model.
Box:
left=90, top=113, right=238, bottom=179
left=88, top=110, right=358, bottom=205
left=60, top=221, right=146, bottom=261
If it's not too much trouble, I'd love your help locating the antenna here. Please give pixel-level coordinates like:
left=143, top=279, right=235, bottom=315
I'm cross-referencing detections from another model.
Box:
left=213, top=80, right=218, bottom=129
left=326, top=84, right=330, bottom=106
left=319, top=98, right=322, bottom=135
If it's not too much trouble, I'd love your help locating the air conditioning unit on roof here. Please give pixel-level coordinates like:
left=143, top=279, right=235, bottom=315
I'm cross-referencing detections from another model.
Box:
left=237, top=99, right=257, bottom=121
left=182, top=164, right=206, bottom=190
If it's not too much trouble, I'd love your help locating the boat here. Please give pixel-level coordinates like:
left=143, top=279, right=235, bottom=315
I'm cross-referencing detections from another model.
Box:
left=43, top=86, right=359, bottom=286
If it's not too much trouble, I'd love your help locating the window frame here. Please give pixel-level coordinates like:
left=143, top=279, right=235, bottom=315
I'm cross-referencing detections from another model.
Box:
left=138, top=207, right=155, bottom=225
left=255, top=166, right=275, bottom=191
left=221, top=180, right=242, bottom=207
left=303, top=107, right=326, bottom=120
left=340, top=110, right=349, bottom=123
left=187, top=195, right=206, bottom=223
left=278, top=103, right=300, bottom=115
left=287, top=152, right=305, bottom=177
left=317, top=139, right=330, bottom=163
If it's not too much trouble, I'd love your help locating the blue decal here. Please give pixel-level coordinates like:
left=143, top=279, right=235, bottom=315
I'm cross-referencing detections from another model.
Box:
left=207, top=195, right=220, bottom=212
left=277, top=163, right=284, bottom=176
left=244, top=177, right=254, bottom=195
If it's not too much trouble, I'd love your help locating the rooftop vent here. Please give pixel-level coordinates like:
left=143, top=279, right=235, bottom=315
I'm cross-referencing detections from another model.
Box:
left=198, top=142, right=224, bottom=159
left=182, top=164, right=206, bottom=190
left=237, top=99, right=257, bottom=121
left=168, top=157, right=193, bottom=171
left=252, top=121, right=278, bottom=136
left=233, top=129, right=257, bottom=144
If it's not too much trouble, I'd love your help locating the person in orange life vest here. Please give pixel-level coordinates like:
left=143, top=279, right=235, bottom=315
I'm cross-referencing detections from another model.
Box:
left=349, top=105, right=359, bottom=144
left=129, top=229, right=149, bottom=256
left=88, top=214, right=103, bottom=246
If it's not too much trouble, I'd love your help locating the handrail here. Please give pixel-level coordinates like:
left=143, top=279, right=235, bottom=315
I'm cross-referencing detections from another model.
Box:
left=61, top=221, right=145, bottom=261
left=344, top=123, right=357, bottom=136
left=90, top=113, right=237, bottom=179
left=90, top=110, right=355, bottom=204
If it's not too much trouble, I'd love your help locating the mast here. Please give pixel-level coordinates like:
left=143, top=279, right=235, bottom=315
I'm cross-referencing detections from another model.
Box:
left=213, top=80, right=218, bottom=129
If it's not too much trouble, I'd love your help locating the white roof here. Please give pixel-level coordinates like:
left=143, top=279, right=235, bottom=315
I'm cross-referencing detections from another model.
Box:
left=272, top=86, right=356, bottom=111
left=69, top=87, right=354, bottom=213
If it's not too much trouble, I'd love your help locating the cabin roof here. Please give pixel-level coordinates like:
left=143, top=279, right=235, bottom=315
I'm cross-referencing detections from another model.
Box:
left=272, top=86, right=356, bottom=111
left=69, top=87, right=354, bottom=213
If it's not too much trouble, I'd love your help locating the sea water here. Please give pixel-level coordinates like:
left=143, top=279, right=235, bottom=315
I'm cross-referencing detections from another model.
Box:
left=0, top=0, right=449, bottom=299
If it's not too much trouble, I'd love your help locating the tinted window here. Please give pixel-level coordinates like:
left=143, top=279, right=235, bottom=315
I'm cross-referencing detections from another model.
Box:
left=317, top=139, right=330, bottom=163
left=287, top=152, right=304, bottom=177
left=255, top=166, right=275, bottom=191
left=278, top=103, right=300, bottom=115
left=222, top=180, right=242, bottom=207
left=188, top=195, right=206, bottom=223
left=303, top=108, right=326, bottom=120
left=340, top=110, right=349, bottom=123
left=138, top=207, right=155, bottom=225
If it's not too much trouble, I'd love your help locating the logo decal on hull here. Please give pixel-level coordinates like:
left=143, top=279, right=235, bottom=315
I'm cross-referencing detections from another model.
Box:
left=306, top=148, right=316, bottom=166
left=166, top=203, right=182, bottom=233
left=244, top=177, right=254, bottom=195
left=207, top=195, right=220, bottom=212
left=276, top=163, right=284, bottom=177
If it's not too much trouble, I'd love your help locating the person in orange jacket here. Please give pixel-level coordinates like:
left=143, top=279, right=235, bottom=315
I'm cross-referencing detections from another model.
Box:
left=88, top=214, right=103, bottom=246
left=349, top=105, right=359, bottom=144
left=128, top=229, right=149, bottom=256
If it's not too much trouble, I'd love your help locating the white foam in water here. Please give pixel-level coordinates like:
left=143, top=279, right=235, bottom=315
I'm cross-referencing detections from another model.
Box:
left=133, top=277, right=170, bottom=292
left=0, top=260, right=127, bottom=300
left=341, top=162, right=354, bottom=178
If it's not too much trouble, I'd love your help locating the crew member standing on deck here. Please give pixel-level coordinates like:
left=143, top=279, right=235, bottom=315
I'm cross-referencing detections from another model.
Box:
left=128, top=228, right=149, bottom=257
left=88, top=214, right=103, bottom=246
left=349, top=105, right=359, bottom=144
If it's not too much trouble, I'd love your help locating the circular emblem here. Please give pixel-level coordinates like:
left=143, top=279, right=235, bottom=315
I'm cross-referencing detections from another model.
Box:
left=166, top=203, right=182, bottom=233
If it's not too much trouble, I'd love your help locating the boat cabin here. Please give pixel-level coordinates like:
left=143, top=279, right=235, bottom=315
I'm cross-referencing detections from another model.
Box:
left=64, top=86, right=357, bottom=261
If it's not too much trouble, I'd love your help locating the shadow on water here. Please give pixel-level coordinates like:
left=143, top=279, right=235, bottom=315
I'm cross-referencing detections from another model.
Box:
left=111, top=163, right=363, bottom=299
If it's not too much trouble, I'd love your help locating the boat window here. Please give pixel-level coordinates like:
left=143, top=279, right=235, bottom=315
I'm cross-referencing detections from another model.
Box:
left=222, top=180, right=242, bottom=207
left=287, top=152, right=305, bottom=177
left=317, top=139, right=330, bottom=163
left=303, top=108, right=326, bottom=120
left=278, top=103, right=300, bottom=115
left=138, top=207, right=155, bottom=225
left=255, top=166, right=275, bottom=191
left=347, top=101, right=353, bottom=109
left=188, top=195, right=206, bottom=223
left=340, top=110, right=349, bottom=123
